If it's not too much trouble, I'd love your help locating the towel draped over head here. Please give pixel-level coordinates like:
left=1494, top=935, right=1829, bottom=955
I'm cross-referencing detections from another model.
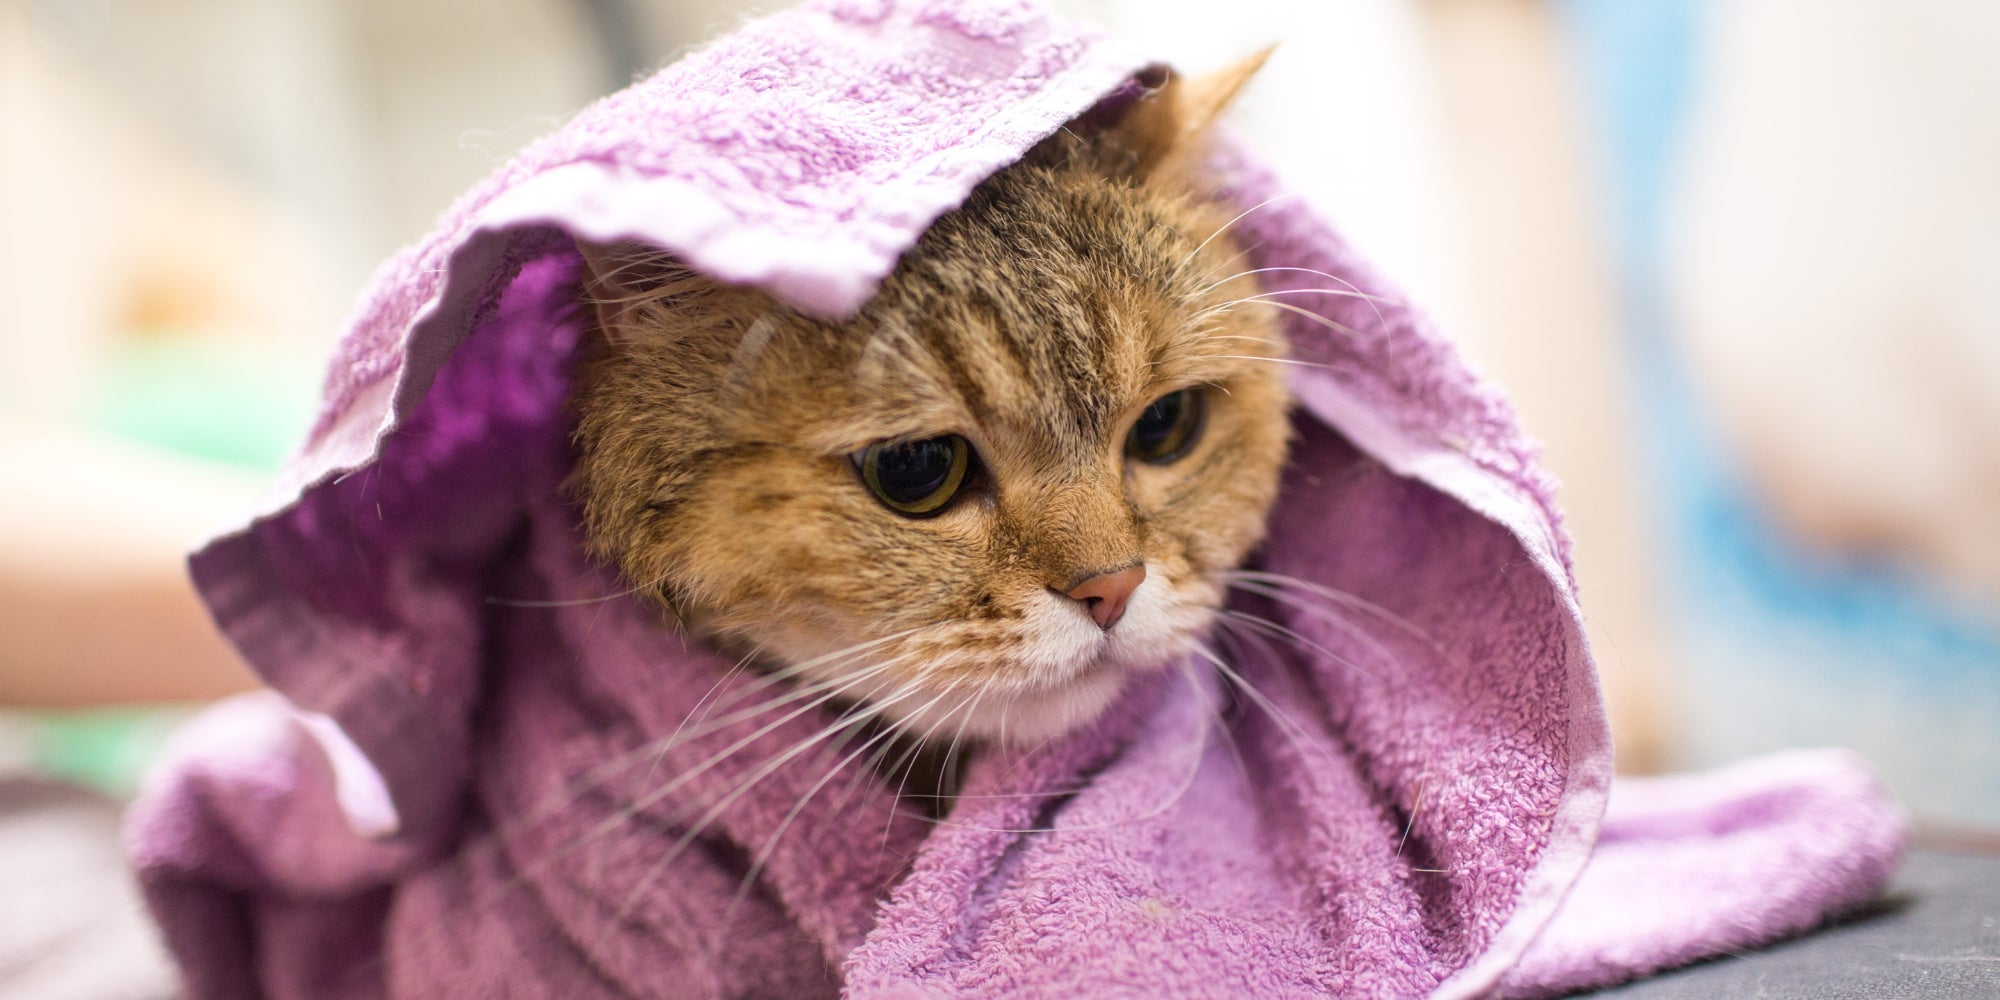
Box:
left=126, top=1, right=1906, bottom=997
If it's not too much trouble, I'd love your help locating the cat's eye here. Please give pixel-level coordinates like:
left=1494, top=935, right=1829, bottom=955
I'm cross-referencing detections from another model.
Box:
left=1125, top=388, right=1205, bottom=464
left=856, top=435, right=972, bottom=516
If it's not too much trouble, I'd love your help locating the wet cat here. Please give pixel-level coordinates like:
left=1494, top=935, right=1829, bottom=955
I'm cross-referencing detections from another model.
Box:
left=568, top=55, right=1289, bottom=754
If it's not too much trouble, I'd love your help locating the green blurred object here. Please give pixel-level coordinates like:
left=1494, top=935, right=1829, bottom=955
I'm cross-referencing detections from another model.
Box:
left=32, top=709, right=194, bottom=797
left=47, top=333, right=311, bottom=792
left=82, top=333, right=317, bottom=471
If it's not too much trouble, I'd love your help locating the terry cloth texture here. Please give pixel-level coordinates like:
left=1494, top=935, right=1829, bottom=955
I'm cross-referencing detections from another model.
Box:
left=125, top=1, right=1906, bottom=997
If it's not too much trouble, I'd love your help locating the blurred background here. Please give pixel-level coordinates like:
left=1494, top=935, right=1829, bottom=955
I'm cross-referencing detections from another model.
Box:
left=2, top=0, right=1996, bottom=992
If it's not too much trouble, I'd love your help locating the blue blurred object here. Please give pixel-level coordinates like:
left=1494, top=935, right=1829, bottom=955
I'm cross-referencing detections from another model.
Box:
left=1559, top=0, right=2000, bottom=826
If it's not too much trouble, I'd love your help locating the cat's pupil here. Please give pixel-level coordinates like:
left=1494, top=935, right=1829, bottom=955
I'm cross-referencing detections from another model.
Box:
left=878, top=440, right=954, bottom=498
left=859, top=435, right=971, bottom=516
left=1126, top=388, right=1203, bottom=464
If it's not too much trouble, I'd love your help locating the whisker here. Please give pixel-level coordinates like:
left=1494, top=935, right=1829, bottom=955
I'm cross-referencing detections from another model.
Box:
left=1205, top=353, right=1352, bottom=373
left=488, top=632, right=940, bottom=884
left=1232, top=299, right=1363, bottom=341
left=1209, top=286, right=1387, bottom=306
left=585, top=656, right=906, bottom=844
left=1190, top=289, right=1386, bottom=338
left=1195, top=266, right=1393, bottom=327
left=719, top=310, right=781, bottom=400
left=717, top=705, right=911, bottom=937
left=443, top=641, right=808, bottom=863
left=1188, top=647, right=1259, bottom=786
left=482, top=569, right=669, bottom=608
left=444, top=654, right=908, bottom=920
left=714, top=675, right=933, bottom=831
left=1188, top=642, right=1341, bottom=774
left=1394, top=774, right=1428, bottom=860
left=927, top=666, right=1215, bottom=835
left=480, top=624, right=916, bottom=844
left=697, top=627, right=926, bottom=718
left=932, top=681, right=990, bottom=798
left=620, top=675, right=939, bottom=923
left=642, top=642, right=767, bottom=788
left=1223, top=579, right=1413, bottom=679
left=831, top=714, right=921, bottom=816
left=881, top=678, right=988, bottom=846
left=1175, top=194, right=1297, bottom=280
left=642, top=655, right=895, bottom=755
left=1215, top=608, right=1381, bottom=682
left=1223, top=570, right=1446, bottom=657
left=879, top=687, right=955, bottom=837
left=1186, top=242, right=1259, bottom=298
left=1198, top=265, right=1360, bottom=295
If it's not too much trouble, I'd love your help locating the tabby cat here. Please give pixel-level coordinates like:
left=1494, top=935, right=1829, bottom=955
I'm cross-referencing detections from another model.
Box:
left=568, top=55, right=1290, bottom=753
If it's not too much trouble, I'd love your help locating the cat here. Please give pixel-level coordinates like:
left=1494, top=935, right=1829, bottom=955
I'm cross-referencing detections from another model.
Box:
left=566, top=54, right=1290, bottom=758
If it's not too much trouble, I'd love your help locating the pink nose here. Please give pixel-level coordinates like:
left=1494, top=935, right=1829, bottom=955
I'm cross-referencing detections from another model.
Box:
left=1061, top=564, right=1146, bottom=631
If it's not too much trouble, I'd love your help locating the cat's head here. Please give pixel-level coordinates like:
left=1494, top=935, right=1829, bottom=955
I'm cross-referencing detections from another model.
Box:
left=570, top=55, right=1289, bottom=745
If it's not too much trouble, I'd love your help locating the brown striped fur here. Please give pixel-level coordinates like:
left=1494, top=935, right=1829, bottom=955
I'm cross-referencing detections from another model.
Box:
left=569, top=57, right=1289, bottom=744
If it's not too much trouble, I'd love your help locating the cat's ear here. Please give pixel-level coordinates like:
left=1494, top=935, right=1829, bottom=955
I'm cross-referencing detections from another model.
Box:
left=1111, top=47, right=1273, bottom=182
left=575, top=240, right=705, bottom=347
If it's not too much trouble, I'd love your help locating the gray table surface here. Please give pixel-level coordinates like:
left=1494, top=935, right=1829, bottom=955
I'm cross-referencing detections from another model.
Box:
left=1584, top=845, right=2000, bottom=999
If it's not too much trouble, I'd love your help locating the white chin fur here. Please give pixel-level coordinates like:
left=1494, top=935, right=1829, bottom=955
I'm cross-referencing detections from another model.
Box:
left=857, top=569, right=1209, bottom=747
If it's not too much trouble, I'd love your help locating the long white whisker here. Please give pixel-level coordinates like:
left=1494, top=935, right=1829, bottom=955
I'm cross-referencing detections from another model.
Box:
left=1177, top=194, right=1297, bottom=279
left=482, top=569, right=670, bottom=608
left=1223, top=570, right=1446, bottom=657
left=879, top=683, right=964, bottom=835
left=1207, top=353, right=1352, bottom=373
left=717, top=706, right=914, bottom=938
left=1210, top=286, right=1385, bottom=306
left=1224, top=579, right=1413, bottom=679
left=643, top=642, right=767, bottom=788
left=1196, top=265, right=1392, bottom=331
left=707, top=676, right=930, bottom=826
left=700, top=627, right=925, bottom=716
left=1188, top=642, right=1340, bottom=773
left=925, top=680, right=988, bottom=806
left=930, top=666, right=1213, bottom=835
left=497, top=629, right=923, bottom=837
left=1394, top=774, right=1429, bottom=860
left=1236, top=299, right=1362, bottom=340
left=621, top=675, right=939, bottom=923
left=457, top=656, right=907, bottom=915
left=586, top=656, right=907, bottom=842
left=1189, top=289, right=1385, bottom=334
left=1216, top=608, right=1382, bottom=682
left=703, top=676, right=934, bottom=834
left=673, top=662, right=893, bottom=742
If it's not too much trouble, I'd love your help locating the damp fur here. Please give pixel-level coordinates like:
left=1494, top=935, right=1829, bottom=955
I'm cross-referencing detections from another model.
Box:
left=568, top=56, right=1291, bottom=747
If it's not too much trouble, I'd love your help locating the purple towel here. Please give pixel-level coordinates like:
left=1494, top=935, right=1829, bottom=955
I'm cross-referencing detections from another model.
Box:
left=126, top=2, right=1906, bottom=997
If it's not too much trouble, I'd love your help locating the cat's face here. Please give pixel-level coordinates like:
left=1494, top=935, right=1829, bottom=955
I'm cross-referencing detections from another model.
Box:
left=571, top=69, right=1289, bottom=745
